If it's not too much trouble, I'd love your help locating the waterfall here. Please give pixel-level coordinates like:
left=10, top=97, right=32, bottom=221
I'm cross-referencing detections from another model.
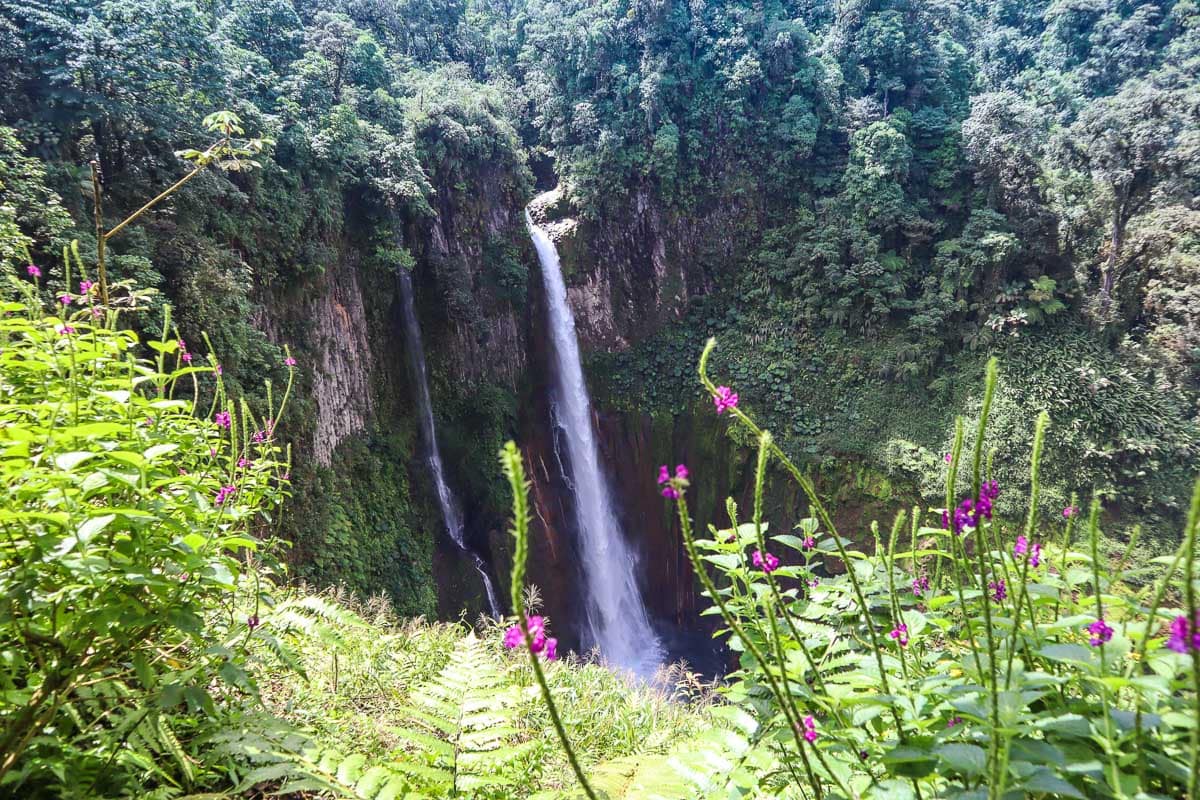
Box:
left=398, top=270, right=502, bottom=619
left=526, top=209, right=663, bottom=676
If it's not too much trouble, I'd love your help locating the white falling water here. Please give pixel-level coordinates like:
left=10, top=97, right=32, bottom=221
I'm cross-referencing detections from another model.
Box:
left=398, top=270, right=502, bottom=618
left=526, top=209, right=663, bottom=675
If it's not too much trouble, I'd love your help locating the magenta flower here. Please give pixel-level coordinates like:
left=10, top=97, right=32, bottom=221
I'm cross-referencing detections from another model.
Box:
left=58, top=294, right=71, bottom=305
left=284, top=356, right=297, bottom=367
left=544, top=637, right=558, bottom=660
left=751, top=550, right=780, bottom=573
left=214, top=485, right=236, bottom=505
left=1029, top=541, right=1041, bottom=567
left=1166, top=612, right=1200, bottom=654
left=90, top=306, right=103, bottom=318
left=801, top=715, right=819, bottom=743
left=713, top=385, right=739, bottom=415
left=56, top=324, right=75, bottom=336
left=912, top=575, right=930, bottom=597
left=808, top=577, right=819, bottom=588
left=215, top=411, right=231, bottom=429
left=182, top=352, right=192, bottom=363
left=1086, top=619, right=1114, bottom=646
left=657, top=463, right=689, bottom=499
left=943, top=452, right=952, bottom=463
left=1014, top=535, right=1028, bottom=558
left=947, top=716, right=963, bottom=728
left=26, top=264, right=41, bottom=278
left=989, top=579, right=1007, bottom=602
left=503, top=615, right=552, bottom=657
left=1063, top=506, right=1078, bottom=519
left=79, top=280, right=93, bottom=294
left=238, top=457, right=251, bottom=468
left=889, top=623, right=909, bottom=647
left=801, top=536, right=816, bottom=550
left=247, top=614, right=260, bottom=631
left=252, top=430, right=266, bottom=444
left=503, top=625, right=522, bottom=649
left=215, top=363, right=223, bottom=375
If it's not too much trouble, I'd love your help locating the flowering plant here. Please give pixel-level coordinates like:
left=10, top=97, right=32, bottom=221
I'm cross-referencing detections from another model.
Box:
left=0, top=252, right=294, bottom=790
left=644, top=339, right=1200, bottom=799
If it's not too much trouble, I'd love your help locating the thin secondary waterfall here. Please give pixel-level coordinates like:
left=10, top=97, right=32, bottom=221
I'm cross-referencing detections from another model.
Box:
left=398, top=270, right=502, bottom=619
left=526, top=209, right=663, bottom=675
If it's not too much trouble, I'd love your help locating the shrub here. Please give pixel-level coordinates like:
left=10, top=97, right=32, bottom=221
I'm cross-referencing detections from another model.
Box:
left=0, top=254, right=293, bottom=794
left=509, top=340, right=1200, bottom=800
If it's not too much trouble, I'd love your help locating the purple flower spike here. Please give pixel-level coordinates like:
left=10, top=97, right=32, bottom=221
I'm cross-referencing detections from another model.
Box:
left=657, top=463, right=689, bottom=500
left=751, top=550, right=780, bottom=573
left=26, top=264, right=41, bottom=278
left=889, top=623, right=909, bottom=647
left=1086, top=619, right=1114, bottom=647
left=713, top=385, right=739, bottom=415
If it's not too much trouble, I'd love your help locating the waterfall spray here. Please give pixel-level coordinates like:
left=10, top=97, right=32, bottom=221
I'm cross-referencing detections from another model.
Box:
left=526, top=207, right=663, bottom=676
left=398, top=270, right=502, bottom=618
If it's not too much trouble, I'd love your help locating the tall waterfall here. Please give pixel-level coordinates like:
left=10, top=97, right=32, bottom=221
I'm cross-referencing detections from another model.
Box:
left=398, top=270, right=502, bottom=619
left=526, top=209, right=663, bottom=675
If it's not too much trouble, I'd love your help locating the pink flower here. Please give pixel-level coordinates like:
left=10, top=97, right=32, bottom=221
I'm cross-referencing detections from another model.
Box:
left=947, top=716, right=963, bottom=728
left=801, top=536, right=816, bottom=550
left=26, top=264, right=41, bottom=278
left=215, top=363, right=223, bottom=375
left=90, top=307, right=103, bottom=318
left=503, top=625, right=522, bottom=648
left=1015, top=536, right=1042, bottom=567
left=56, top=324, right=75, bottom=335
left=238, top=457, right=251, bottom=468
left=989, top=579, right=1007, bottom=602
left=1086, top=619, right=1113, bottom=647
left=284, top=356, right=297, bottom=367
left=247, top=615, right=260, bottom=631
left=503, top=615, right=551, bottom=657
left=214, top=411, right=231, bottom=429
left=944, top=452, right=952, bottom=463
left=657, top=463, right=689, bottom=500
left=79, top=280, right=93, bottom=294
left=182, top=352, right=192, bottom=363
left=801, top=715, right=819, bottom=743
left=177, top=339, right=186, bottom=350
left=751, top=550, right=780, bottom=573
left=713, top=386, right=739, bottom=414
left=58, top=294, right=71, bottom=305
left=1063, top=506, right=1078, bottom=519
left=1166, top=612, right=1200, bottom=654
left=912, top=575, right=930, bottom=597
left=889, top=623, right=909, bottom=647
left=214, top=485, right=236, bottom=505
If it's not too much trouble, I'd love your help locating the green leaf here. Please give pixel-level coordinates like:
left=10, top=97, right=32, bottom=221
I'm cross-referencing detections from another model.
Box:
left=1019, top=770, right=1086, bottom=798
left=934, top=743, right=986, bottom=776
left=55, top=451, right=98, bottom=471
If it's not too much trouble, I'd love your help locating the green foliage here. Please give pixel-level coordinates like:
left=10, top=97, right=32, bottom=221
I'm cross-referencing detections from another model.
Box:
left=0, top=253, right=292, bottom=795
left=527, top=340, right=1200, bottom=799
left=289, top=433, right=436, bottom=618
